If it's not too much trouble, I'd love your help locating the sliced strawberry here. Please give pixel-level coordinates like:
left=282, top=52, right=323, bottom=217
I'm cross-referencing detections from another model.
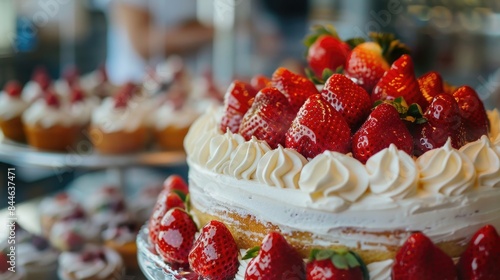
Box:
left=238, top=87, right=295, bottom=149
left=4, top=81, right=22, bottom=98
left=306, top=249, right=368, bottom=280
left=163, top=175, right=189, bottom=196
left=148, top=192, right=185, bottom=247
left=188, top=220, right=239, bottom=280
left=392, top=232, right=457, bottom=280
left=44, top=90, right=60, bottom=108
left=245, top=232, right=305, bottom=279
left=321, top=73, right=372, bottom=130
left=250, top=74, right=271, bottom=92
left=457, top=225, right=500, bottom=280
left=418, top=71, right=444, bottom=105
left=413, top=94, right=466, bottom=156
left=285, top=94, right=351, bottom=158
left=156, top=208, right=197, bottom=265
left=372, top=54, right=427, bottom=109
left=220, top=80, right=258, bottom=133
left=352, top=103, right=413, bottom=163
left=345, top=33, right=409, bottom=93
left=452, top=86, right=489, bottom=142
left=271, top=67, right=319, bottom=113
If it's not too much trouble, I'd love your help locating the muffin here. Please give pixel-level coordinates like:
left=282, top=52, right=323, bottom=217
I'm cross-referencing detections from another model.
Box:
left=21, top=67, right=51, bottom=104
left=16, top=234, right=59, bottom=280
left=102, top=222, right=139, bottom=272
left=0, top=81, right=28, bottom=142
left=22, top=90, right=84, bottom=151
left=58, top=245, right=124, bottom=280
left=39, top=192, right=86, bottom=237
left=90, top=84, right=149, bottom=154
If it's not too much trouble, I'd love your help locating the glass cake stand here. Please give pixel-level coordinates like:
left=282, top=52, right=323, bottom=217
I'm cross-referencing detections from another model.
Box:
left=137, top=226, right=196, bottom=280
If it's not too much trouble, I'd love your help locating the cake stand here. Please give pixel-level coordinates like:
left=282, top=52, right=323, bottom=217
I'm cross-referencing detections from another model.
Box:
left=137, top=226, right=196, bottom=280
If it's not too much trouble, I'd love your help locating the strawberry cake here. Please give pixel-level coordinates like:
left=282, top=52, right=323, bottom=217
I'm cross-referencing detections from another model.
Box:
left=142, top=27, right=500, bottom=280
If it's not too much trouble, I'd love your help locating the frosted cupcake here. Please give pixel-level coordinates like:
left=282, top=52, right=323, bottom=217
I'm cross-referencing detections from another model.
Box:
left=80, top=66, right=114, bottom=98
left=102, top=222, right=139, bottom=271
left=22, top=90, right=83, bottom=151
left=16, top=235, right=59, bottom=280
left=84, top=186, right=132, bottom=231
left=58, top=245, right=124, bottom=280
left=68, top=87, right=99, bottom=127
left=90, top=84, right=149, bottom=154
left=21, top=67, right=51, bottom=104
left=0, top=81, right=28, bottom=142
left=39, top=192, right=86, bottom=237
left=49, top=219, right=101, bottom=252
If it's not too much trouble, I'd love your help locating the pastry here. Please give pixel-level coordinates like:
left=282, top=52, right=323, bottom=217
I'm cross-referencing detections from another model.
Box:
left=84, top=186, right=132, bottom=231
left=0, top=81, right=28, bottom=142
left=21, top=67, right=51, bottom=104
left=102, top=222, right=139, bottom=272
left=39, top=192, right=86, bottom=237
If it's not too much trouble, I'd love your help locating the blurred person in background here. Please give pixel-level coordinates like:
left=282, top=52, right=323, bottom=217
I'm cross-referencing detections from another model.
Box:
left=106, top=0, right=213, bottom=84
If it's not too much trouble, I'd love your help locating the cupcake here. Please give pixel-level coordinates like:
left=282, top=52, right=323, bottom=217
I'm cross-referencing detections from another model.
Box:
left=90, top=84, right=149, bottom=154
left=128, top=183, right=162, bottom=224
left=39, top=192, right=86, bottom=237
left=0, top=81, right=28, bottom=142
left=58, top=245, right=124, bottom=280
left=49, top=219, right=100, bottom=252
left=21, top=67, right=51, bottom=104
left=102, top=222, right=139, bottom=272
left=16, top=235, right=59, bottom=280
left=68, top=86, right=99, bottom=128
left=22, top=90, right=84, bottom=151
left=0, top=252, right=26, bottom=280
left=53, top=67, right=80, bottom=101
left=80, top=65, right=114, bottom=99
left=84, top=186, right=132, bottom=231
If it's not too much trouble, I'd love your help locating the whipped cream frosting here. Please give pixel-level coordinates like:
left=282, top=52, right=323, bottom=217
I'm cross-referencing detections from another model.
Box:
left=417, top=139, right=475, bottom=196
left=366, top=259, right=393, bottom=280
left=234, top=249, right=250, bottom=280
left=366, top=144, right=418, bottom=200
left=16, top=241, right=59, bottom=270
left=22, top=99, right=79, bottom=128
left=184, top=105, right=222, bottom=159
left=227, top=137, right=271, bottom=180
left=487, top=109, right=500, bottom=140
left=91, top=97, right=147, bottom=133
left=50, top=220, right=101, bottom=251
left=39, top=194, right=81, bottom=218
left=69, top=97, right=100, bottom=125
left=102, top=226, right=137, bottom=245
left=205, top=130, right=246, bottom=173
left=58, top=246, right=123, bottom=280
left=256, top=145, right=307, bottom=189
left=21, top=81, right=43, bottom=103
left=0, top=93, right=28, bottom=120
left=152, top=101, right=199, bottom=130
left=460, top=135, right=500, bottom=189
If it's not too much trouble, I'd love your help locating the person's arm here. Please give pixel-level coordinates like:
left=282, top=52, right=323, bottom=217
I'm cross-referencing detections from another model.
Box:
left=114, top=2, right=214, bottom=59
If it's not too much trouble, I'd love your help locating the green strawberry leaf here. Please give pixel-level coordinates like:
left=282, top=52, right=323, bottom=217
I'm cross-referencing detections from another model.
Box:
left=345, top=37, right=366, bottom=49
left=369, top=32, right=410, bottom=64
left=331, top=253, right=348, bottom=270
left=316, top=249, right=335, bottom=261
left=321, top=68, right=335, bottom=82
left=344, top=252, right=360, bottom=268
left=242, top=246, right=260, bottom=260
left=305, top=67, right=324, bottom=84
left=184, top=193, right=191, bottom=213
left=172, top=189, right=187, bottom=202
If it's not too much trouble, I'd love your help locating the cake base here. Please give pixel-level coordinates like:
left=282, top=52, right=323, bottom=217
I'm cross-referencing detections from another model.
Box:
left=90, top=126, right=148, bottom=154
left=0, top=116, right=26, bottom=142
left=154, top=126, right=189, bottom=151
left=24, top=124, right=83, bottom=151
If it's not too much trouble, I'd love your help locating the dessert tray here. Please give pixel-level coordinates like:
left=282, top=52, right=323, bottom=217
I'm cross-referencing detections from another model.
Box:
left=137, top=226, right=192, bottom=280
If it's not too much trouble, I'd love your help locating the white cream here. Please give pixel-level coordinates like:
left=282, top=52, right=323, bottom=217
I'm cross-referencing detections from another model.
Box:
left=152, top=101, right=199, bottom=130
left=58, top=246, right=123, bottom=280
left=234, top=249, right=250, bottom=280
left=50, top=220, right=101, bottom=251
left=460, top=135, right=500, bottom=189
left=256, top=145, right=307, bottom=189
left=227, top=137, right=271, bottom=180
left=91, top=97, right=147, bottom=133
left=366, top=144, right=418, bottom=200
left=21, top=81, right=43, bottom=103
left=39, top=194, right=81, bottom=219
left=184, top=105, right=222, bottom=160
left=16, top=241, right=59, bottom=272
left=69, top=97, right=99, bottom=125
left=22, top=99, right=78, bottom=128
left=0, top=93, right=28, bottom=120
left=417, top=139, right=475, bottom=196
left=205, top=130, right=246, bottom=173
left=367, top=259, right=393, bottom=280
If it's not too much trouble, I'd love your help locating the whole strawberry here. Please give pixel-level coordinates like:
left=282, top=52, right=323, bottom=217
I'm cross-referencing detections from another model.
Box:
left=452, top=86, right=489, bottom=142
left=148, top=192, right=185, bottom=247
left=457, top=225, right=500, bottom=280
left=418, top=71, right=445, bottom=105
left=352, top=103, right=413, bottom=163
left=220, top=80, right=258, bottom=133
left=372, top=54, right=427, bottom=110
left=245, top=232, right=305, bottom=279
left=392, top=232, right=457, bottom=280
left=305, top=25, right=350, bottom=81
left=4, top=81, right=22, bottom=98
left=344, top=33, right=409, bottom=93
left=306, top=249, right=368, bottom=280
left=250, top=74, right=271, bottom=92
left=156, top=208, right=197, bottom=265
left=413, top=93, right=466, bottom=156
left=163, top=174, right=189, bottom=197
left=238, top=87, right=295, bottom=149
left=285, top=94, right=351, bottom=158
left=321, top=74, right=372, bottom=130
left=188, top=220, right=239, bottom=280
left=271, top=67, right=319, bottom=113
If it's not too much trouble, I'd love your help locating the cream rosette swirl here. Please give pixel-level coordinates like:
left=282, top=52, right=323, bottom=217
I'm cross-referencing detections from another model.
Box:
left=227, top=136, right=271, bottom=180
left=487, top=109, right=500, bottom=140
left=365, top=144, right=418, bottom=199
left=58, top=246, right=123, bottom=280
left=205, top=130, right=246, bottom=173
left=460, top=135, right=500, bottom=189
left=416, top=138, right=476, bottom=195
left=184, top=106, right=222, bottom=163
left=256, top=145, right=307, bottom=189
left=298, top=151, right=368, bottom=211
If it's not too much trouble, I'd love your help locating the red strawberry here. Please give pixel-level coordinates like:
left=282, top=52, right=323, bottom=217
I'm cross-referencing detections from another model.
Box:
left=452, top=86, right=489, bottom=142
left=70, top=87, right=85, bottom=104
left=457, top=225, right=500, bottom=280
left=392, top=232, right=457, bottom=280
left=113, top=91, right=129, bottom=108
left=156, top=208, right=197, bottom=265
left=4, top=81, right=22, bottom=98
left=418, top=71, right=444, bottom=105
left=188, top=220, right=239, bottom=280
left=344, top=34, right=409, bottom=93
left=238, top=87, right=295, bottom=149
left=0, top=253, right=10, bottom=273
left=352, top=103, right=413, bottom=163
left=372, top=54, right=427, bottom=109
left=163, top=175, right=189, bottom=196
left=148, top=192, right=185, bottom=247
left=306, top=249, right=367, bottom=280
left=285, top=94, right=351, bottom=158
left=413, top=94, right=466, bottom=156
left=44, top=90, right=60, bottom=108
left=305, top=25, right=350, bottom=79
left=250, top=74, right=271, bottom=92
left=220, top=80, right=258, bottom=133
left=271, top=67, right=319, bottom=113
left=321, top=74, right=372, bottom=130
left=63, top=66, right=80, bottom=87
left=32, top=66, right=51, bottom=90
left=245, top=232, right=305, bottom=279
